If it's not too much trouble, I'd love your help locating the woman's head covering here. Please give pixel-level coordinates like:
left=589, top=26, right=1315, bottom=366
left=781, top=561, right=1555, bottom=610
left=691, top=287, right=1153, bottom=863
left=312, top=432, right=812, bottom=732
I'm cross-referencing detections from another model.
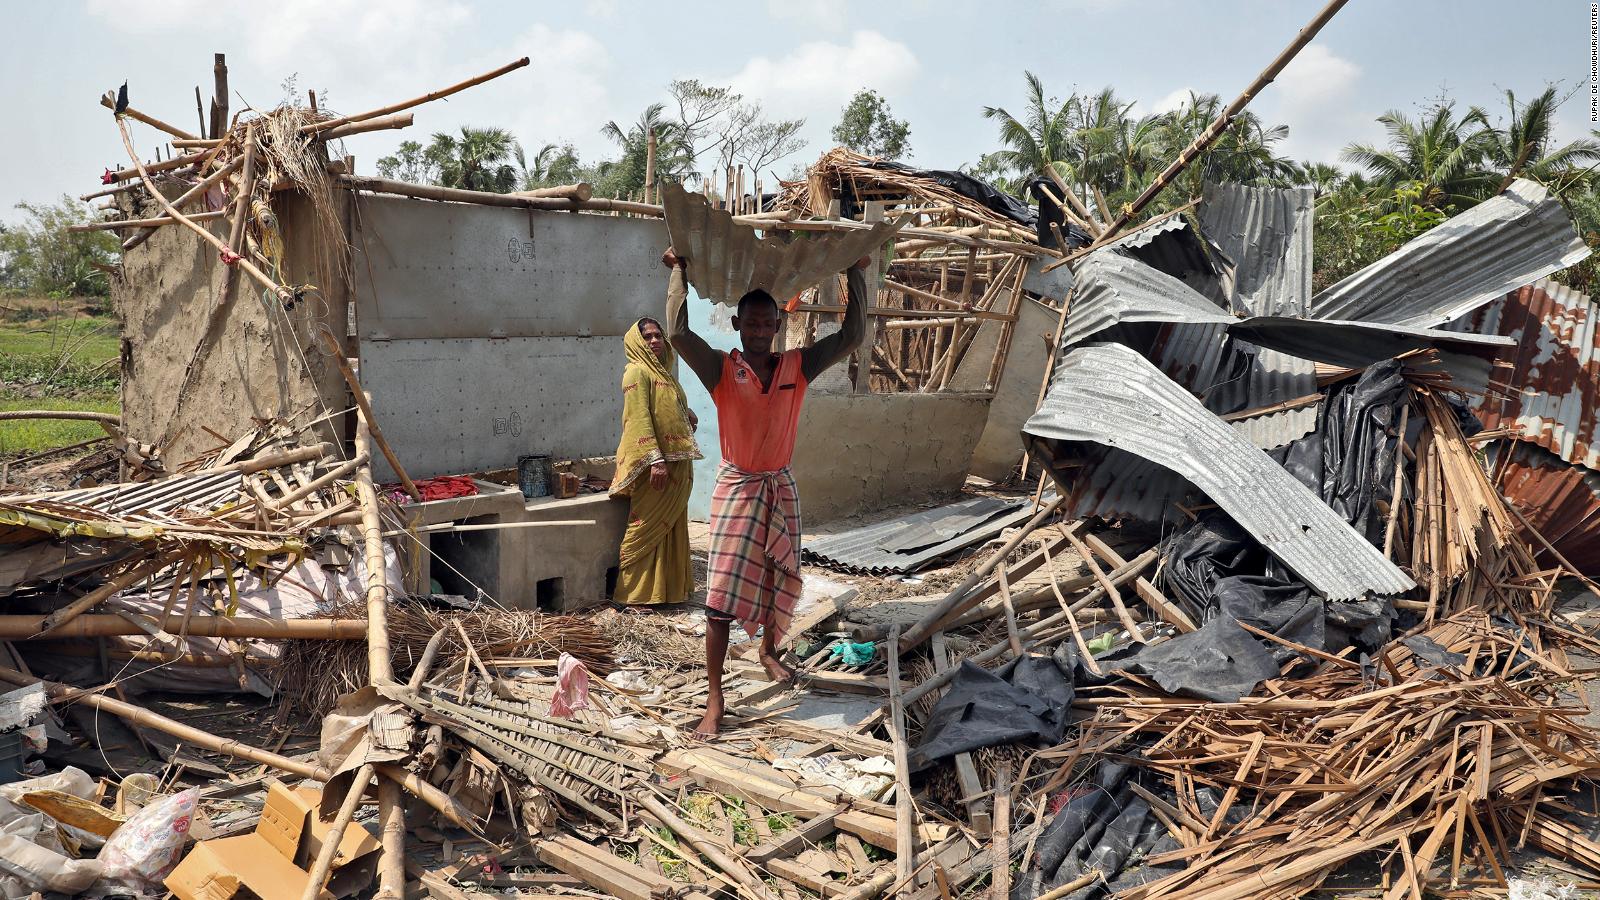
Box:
left=612, top=318, right=700, bottom=495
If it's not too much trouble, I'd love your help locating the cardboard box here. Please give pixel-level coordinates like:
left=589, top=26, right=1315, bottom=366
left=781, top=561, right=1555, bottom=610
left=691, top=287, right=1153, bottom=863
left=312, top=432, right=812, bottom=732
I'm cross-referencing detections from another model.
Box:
left=166, top=783, right=379, bottom=900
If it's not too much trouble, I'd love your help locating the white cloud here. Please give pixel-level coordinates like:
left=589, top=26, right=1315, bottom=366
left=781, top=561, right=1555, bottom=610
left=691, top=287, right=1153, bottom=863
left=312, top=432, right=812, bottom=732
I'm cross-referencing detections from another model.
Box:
left=1131, top=86, right=1194, bottom=118
left=584, top=0, right=619, bottom=19
left=722, top=30, right=919, bottom=123
left=765, top=0, right=849, bottom=30
left=1268, top=45, right=1370, bottom=164
left=1275, top=44, right=1360, bottom=106
left=494, top=25, right=614, bottom=151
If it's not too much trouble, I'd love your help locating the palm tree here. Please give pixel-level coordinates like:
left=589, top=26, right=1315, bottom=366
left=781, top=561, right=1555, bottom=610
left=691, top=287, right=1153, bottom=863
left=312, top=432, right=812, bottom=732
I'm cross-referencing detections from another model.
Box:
left=425, top=127, right=521, bottom=193
left=1484, top=87, right=1600, bottom=193
left=598, top=103, right=694, bottom=198
left=1341, top=103, right=1497, bottom=209
left=517, top=143, right=584, bottom=190
left=981, top=72, right=1079, bottom=190
left=1289, top=161, right=1346, bottom=199
left=1156, top=92, right=1295, bottom=196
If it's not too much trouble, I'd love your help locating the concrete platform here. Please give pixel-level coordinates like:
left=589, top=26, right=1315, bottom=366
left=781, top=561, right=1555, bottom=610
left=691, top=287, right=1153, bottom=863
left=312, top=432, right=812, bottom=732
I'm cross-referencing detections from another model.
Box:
left=399, top=481, right=627, bottom=612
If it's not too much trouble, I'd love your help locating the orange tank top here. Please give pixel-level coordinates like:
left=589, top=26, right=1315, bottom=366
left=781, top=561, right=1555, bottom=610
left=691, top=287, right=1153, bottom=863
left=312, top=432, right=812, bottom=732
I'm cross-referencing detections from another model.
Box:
left=712, top=349, right=809, bottom=472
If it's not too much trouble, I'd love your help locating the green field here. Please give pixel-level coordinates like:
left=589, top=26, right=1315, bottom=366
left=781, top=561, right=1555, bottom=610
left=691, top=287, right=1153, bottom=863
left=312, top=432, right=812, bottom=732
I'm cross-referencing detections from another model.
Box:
left=0, top=299, right=121, bottom=457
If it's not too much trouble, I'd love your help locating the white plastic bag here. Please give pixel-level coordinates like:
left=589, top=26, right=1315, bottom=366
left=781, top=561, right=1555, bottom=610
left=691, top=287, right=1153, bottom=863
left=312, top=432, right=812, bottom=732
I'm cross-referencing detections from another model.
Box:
left=93, top=788, right=198, bottom=893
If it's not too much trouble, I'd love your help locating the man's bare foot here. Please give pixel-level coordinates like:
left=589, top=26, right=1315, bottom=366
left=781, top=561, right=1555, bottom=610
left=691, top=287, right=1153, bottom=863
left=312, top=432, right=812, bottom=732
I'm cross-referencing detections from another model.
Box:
left=693, top=695, right=724, bottom=739
left=759, top=651, right=797, bottom=684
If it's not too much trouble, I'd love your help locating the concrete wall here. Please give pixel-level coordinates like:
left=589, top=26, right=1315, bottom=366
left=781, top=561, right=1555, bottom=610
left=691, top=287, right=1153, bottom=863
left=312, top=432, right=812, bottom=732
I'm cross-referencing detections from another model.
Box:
left=962, top=297, right=1057, bottom=482
left=791, top=393, right=991, bottom=524
left=115, top=192, right=348, bottom=463
left=350, top=194, right=669, bottom=480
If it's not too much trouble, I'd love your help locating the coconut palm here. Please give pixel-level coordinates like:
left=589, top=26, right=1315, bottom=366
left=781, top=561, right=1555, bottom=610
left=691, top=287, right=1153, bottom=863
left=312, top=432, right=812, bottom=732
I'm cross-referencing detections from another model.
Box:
left=425, top=126, right=521, bottom=193
left=981, top=72, right=1080, bottom=189
left=517, top=143, right=585, bottom=191
left=1288, top=161, right=1346, bottom=198
left=1483, top=87, right=1600, bottom=193
left=1341, top=103, right=1497, bottom=209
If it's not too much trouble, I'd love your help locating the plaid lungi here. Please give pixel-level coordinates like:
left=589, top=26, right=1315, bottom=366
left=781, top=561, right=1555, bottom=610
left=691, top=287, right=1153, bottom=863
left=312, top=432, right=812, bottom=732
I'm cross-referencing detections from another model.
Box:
left=705, top=462, right=802, bottom=643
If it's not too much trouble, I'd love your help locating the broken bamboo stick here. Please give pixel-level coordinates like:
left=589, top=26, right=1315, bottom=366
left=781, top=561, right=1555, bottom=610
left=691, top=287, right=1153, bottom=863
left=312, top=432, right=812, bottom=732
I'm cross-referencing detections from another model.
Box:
left=300, top=763, right=375, bottom=900
left=354, top=399, right=397, bottom=683
left=0, top=615, right=368, bottom=640
left=100, top=90, right=199, bottom=140
left=300, top=58, right=530, bottom=135
left=511, top=182, right=594, bottom=202
left=34, top=552, right=179, bottom=638
left=219, top=122, right=258, bottom=303
left=319, top=112, right=415, bottom=141
left=635, top=793, right=768, bottom=899
left=70, top=210, right=226, bottom=232
left=887, top=625, right=917, bottom=890
left=898, top=495, right=1066, bottom=652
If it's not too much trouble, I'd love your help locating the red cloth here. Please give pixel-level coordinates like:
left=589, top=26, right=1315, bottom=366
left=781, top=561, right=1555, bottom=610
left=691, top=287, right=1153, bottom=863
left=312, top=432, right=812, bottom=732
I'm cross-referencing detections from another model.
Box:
left=382, top=475, right=478, bottom=504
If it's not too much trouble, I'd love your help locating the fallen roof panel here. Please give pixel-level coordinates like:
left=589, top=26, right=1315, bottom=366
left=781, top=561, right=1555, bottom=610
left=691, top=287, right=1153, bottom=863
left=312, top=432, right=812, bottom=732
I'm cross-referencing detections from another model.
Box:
left=1197, top=182, right=1318, bottom=450
left=1023, top=342, right=1416, bottom=600
left=661, top=182, right=903, bottom=307
left=802, top=495, right=1030, bottom=575
left=1310, top=178, right=1590, bottom=327
left=1060, top=249, right=1236, bottom=348
left=1444, top=278, right=1600, bottom=471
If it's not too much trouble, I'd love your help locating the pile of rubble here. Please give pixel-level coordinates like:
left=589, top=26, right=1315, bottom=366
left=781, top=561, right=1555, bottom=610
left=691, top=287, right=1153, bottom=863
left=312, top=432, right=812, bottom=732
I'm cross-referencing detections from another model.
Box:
left=4, top=23, right=1600, bottom=900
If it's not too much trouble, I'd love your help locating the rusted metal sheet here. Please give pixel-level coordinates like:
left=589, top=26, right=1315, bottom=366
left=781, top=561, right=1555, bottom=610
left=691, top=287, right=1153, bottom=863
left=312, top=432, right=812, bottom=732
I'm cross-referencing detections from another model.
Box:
left=1493, top=442, right=1600, bottom=575
left=660, top=182, right=902, bottom=307
left=1452, top=278, right=1600, bottom=471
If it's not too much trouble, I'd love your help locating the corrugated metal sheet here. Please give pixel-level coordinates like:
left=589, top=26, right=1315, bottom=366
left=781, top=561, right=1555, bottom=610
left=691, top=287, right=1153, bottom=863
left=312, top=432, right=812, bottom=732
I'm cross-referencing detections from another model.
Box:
left=14, top=471, right=246, bottom=517
left=1310, top=179, right=1590, bottom=327
left=1200, top=182, right=1314, bottom=318
left=1197, top=182, right=1318, bottom=450
left=1231, top=317, right=1513, bottom=368
left=1061, top=249, right=1236, bottom=348
left=1446, top=278, right=1600, bottom=471
left=1022, top=342, right=1416, bottom=599
left=1490, top=441, right=1600, bottom=574
left=661, top=182, right=902, bottom=307
left=802, top=495, right=1031, bottom=575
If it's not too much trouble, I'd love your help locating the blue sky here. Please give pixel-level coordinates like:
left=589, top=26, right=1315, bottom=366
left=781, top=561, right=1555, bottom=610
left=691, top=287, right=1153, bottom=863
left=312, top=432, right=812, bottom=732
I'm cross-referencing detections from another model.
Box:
left=3, top=0, right=1597, bottom=222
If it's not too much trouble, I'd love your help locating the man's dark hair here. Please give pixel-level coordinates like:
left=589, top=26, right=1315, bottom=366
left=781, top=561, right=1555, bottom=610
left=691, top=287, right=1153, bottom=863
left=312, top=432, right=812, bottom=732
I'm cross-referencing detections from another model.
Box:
left=736, top=289, right=779, bottom=317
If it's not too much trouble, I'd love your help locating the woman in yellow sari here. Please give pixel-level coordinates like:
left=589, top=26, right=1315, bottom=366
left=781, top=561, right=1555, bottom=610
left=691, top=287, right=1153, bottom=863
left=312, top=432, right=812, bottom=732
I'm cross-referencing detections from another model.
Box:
left=612, top=317, right=702, bottom=605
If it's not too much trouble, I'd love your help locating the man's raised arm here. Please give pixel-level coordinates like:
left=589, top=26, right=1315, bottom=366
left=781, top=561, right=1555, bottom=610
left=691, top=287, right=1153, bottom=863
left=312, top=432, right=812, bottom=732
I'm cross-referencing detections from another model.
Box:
left=662, top=248, right=723, bottom=393
left=801, top=258, right=871, bottom=383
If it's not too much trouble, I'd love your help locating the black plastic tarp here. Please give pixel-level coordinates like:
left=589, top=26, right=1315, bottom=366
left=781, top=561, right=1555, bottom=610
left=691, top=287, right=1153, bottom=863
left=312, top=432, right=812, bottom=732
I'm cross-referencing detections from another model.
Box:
left=909, top=654, right=1073, bottom=771
left=846, top=160, right=1038, bottom=228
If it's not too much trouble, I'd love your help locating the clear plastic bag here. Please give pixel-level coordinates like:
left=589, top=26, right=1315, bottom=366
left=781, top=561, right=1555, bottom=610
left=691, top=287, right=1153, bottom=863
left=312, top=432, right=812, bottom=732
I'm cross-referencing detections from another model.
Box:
left=94, top=788, right=198, bottom=892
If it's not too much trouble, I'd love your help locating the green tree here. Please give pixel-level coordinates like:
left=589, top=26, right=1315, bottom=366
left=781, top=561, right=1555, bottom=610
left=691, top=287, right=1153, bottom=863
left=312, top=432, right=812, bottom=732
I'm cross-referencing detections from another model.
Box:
left=375, top=140, right=437, bottom=184
left=0, top=197, right=119, bottom=298
left=516, top=143, right=586, bottom=190
left=597, top=103, right=691, bottom=199
left=1341, top=103, right=1497, bottom=209
left=831, top=89, right=911, bottom=160
left=1483, top=87, right=1600, bottom=192
left=981, top=72, right=1079, bottom=191
left=423, top=127, right=521, bottom=193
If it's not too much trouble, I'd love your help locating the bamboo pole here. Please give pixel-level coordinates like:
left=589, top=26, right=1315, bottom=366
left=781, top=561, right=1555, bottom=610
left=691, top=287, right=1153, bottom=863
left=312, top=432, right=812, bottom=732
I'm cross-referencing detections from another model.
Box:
left=635, top=793, right=768, bottom=899
left=319, top=112, right=415, bottom=141
left=897, top=495, right=1066, bottom=652
left=115, top=116, right=294, bottom=310
left=100, top=91, right=198, bottom=141
left=70, top=210, right=227, bottom=233
left=0, top=615, right=369, bottom=640
left=34, top=553, right=179, bottom=637
left=220, top=124, right=259, bottom=304
left=300, top=764, right=374, bottom=900
left=511, top=183, right=595, bottom=201
left=122, top=151, right=247, bottom=251
left=264, top=452, right=368, bottom=511
left=354, top=401, right=395, bottom=683
left=300, top=58, right=530, bottom=135
left=0, top=410, right=121, bottom=424
left=337, top=175, right=661, bottom=216
left=1045, top=0, right=1350, bottom=271
left=103, top=149, right=209, bottom=183
left=644, top=128, right=657, bottom=205
left=887, top=625, right=917, bottom=890
left=375, top=778, right=406, bottom=900
left=0, top=665, right=480, bottom=831
left=991, top=765, right=1012, bottom=900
